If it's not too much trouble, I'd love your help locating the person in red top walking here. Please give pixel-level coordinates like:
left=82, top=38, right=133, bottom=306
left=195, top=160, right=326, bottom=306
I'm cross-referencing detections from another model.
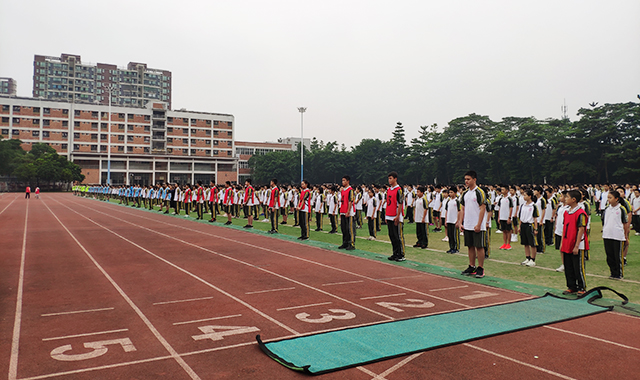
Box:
left=25, top=186, right=31, bottom=199
left=35, top=187, right=40, bottom=199
left=339, top=175, right=356, bottom=250
left=386, top=172, right=406, bottom=261
left=297, top=180, right=312, bottom=240
left=560, top=189, right=589, bottom=295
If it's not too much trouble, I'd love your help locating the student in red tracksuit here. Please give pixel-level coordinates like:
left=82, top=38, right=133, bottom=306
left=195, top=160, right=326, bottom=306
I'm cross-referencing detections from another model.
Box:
left=297, top=180, right=312, bottom=240
left=560, top=190, right=589, bottom=295
left=386, top=172, right=406, bottom=262
left=268, top=179, right=280, bottom=234
left=208, top=181, right=218, bottom=223
left=223, top=181, right=233, bottom=225
left=339, top=175, right=356, bottom=250
left=243, top=179, right=257, bottom=229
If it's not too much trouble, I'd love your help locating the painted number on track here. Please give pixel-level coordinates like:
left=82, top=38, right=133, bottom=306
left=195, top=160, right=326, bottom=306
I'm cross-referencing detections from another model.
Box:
left=295, top=309, right=356, bottom=323
left=459, top=291, right=498, bottom=300
left=376, top=299, right=435, bottom=312
left=50, top=338, right=136, bottom=361
left=192, top=325, right=260, bottom=342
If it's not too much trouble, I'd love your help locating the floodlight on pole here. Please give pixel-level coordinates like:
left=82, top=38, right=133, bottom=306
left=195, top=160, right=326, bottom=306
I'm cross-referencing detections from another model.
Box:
left=297, top=107, right=306, bottom=183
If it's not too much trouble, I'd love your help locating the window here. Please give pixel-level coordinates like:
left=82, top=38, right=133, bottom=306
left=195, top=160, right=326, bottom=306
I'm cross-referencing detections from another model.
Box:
left=44, top=107, right=51, bottom=114
left=127, top=136, right=133, bottom=142
left=228, top=131, right=232, bottom=137
left=228, top=121, right=232, bottom=127
left=101, top=134, right=107, bottom=140
left=91, top=122, right=98, bottom=129
left=167, top=148, right=173, bottom=153
left=62, top=132, right=68, bottom=138
left=73, top=144, right=79, bottom=150
left=2, top=117, right=8, bottom=123
left=227, top=151, right=232, bottom=156
left=74, top=121, right=80, bottom=127
left=32, top=131, right=39, bottom=137
left=2, top=105, right=8, bottom=112
left=12, top=130, right=20, bottom=135
left=127, top=125, right=133, bottom=131
left=167, top=117, right=173, bottom=123
left=183, top=118, right=188, bottom=123
left=118, top=124, right=124, bottom=130
left=213, top=120, right=219, bottom=125
left=144, top=115, right=150, bottom=121
left=62, top=121, right=68, bottom=127
left=205, top=130, right=211, bottom=136
left=144, top=126, right=150, bottom=131
left=144, top=137, right=150, bottom=143
left=13, top=106, right=20, bottom=112
left=43, top=131, right=50, bottom=137
left=213, top=130, right=219, bottom=136
left=191, top=128, right=196, bottom=134
left=127, top=146, right=133, bottom=152
left=191, top=139, right=196, bottom=144
left=32, top=119, right=39, bottom=125
left=62, top=109, right=68, bottom=115
left=118, top=113, right=125, bottom=119
left=213, top=150, right=218, bottom=155
left=43, top=119, right=50, bottom=126
left=74, top=110, right=81, bottom=116
left=118, top=135, right=124, bottom=141
left=74, top=132, right=80, bottom=138
left=167, top=127, right=173, bottom=132
left=91, top=134, right=98, bottom=140
left=213, top=140, right=218, bottom=146
left=118, top=146, right=124, bottom=152
left=227, top=141, right=232, bottom=146
left=205, top=140, right=210, bottom=144
left=144, top=147, right=149, bottom=153
left=167, top=137, right=173, bottom=143
left=33, top=107, right=40, bottom=113
left=205, top=149, right=211, bottom=155
left=239, top=161, right=249, bottom=169
left=191, top=149, right=196, bottom=154
left=91, top=145, right=98, bottom=151
left=61, top=144, right=67, bottom=150
left=1, top=129, right=8, bottom=135
left=92, top=111, right=99, bottom=118
left=206, top=120, right=211, bottom=125
left=100, top=145, right=107, bottom=152
left=182, top=128, right=188, bottom=134
left=182, top=138, right=188, bottom=144
left=13, top=118, right=20, bottom=124
left=182, top=149, right=188, bottom=154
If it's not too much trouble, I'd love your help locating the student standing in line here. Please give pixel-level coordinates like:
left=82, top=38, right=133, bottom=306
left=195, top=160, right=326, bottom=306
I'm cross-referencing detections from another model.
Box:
left=313, top=185, right=325, bottom=231
left=366, top=188, right=377, bottom=240
left=243, top=179, right=257, bottom=228
left=445, top=187, right=461, bottom=254
left=195, top=181, right=205, bottom=220
left=297, top=180, right=312, bottom=240
left=208, top=182, right=218, bottom=222
left=457, top=171, right=487, bottom=278
left=432, top=185, right=443, bottom=232
left=327, top=186, right=339, bottom=234
left=338, top=176, right=356, bottom=250
left=509, top=186, right=520, bottom=243
left=519, top=189, right=540, bottom=267
left=616, top=187, right=632, bottom=266
left=602, top=190, right=627, bottom=279
left=498, top=186, right=513, bottom=250
left=386, top=172, right=406, bottom=262
left=554, top=191, right=569, bottom=272
left=406, top=184, right=415, bottom=224
left=354, top=186, right=363, bottom=229
left=632, top=188, right=640, bottom=236
left=560, top=190, right=589, bottom=295
left=268, top=179, right=280, bottom=234
left=544, top=188, right=557, bottom=246
left=413, top=186, right=429, bottom=249
left=533, top=187, right=547, bottom=254
left=482, top=186, right=493, bottom=258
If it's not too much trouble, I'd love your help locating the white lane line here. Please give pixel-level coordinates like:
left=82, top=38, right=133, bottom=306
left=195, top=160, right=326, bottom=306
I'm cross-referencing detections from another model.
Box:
left=52, top=198, right=300, bottom=336
left=8, top=201, right=28, bottom=380
left=245, top=287, right=296, bottom=295
left=42, top=328, right=129, bottom=342
left=277, top=302, right=333, bottom=311
left=153, top=296, right=214, bottom=305
left=357, top=367, right=384, bottom=379
left=66, top=200, right=396, bottom=321
left=463, top=343, right=578, bottom=380
left=360, top=293, right=406, bottom=300
left=322, top=280, right=364, bottom=286
left=543, top=326, right=640, bottom=351
left=374, top=275, right=426, bottom=281
left=372, top=352, right=422, bottom=380
left=41, top=307, right=115, bottom=317
left=430, top=285, right=469, bottom=292
left=173, top=314, right=242, bottom=326
left=17, top=355, right=173, bottom=380
left=0, top=195, right=18, bottom=216
left=42, top=200, right=203, bottom=380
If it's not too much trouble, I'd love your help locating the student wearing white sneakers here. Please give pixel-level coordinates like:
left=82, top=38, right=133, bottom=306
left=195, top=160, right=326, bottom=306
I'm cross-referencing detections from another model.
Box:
left=498, top=186, right=514, bottom=250
left=554, top=191, right=570, bottom=272
left=519, top=189, right=540, bottom=267
left=602, top=190, right=627, bottom=279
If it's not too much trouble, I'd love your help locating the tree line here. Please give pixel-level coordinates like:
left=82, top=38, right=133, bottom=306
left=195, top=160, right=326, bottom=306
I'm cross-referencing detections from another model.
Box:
left=249, top=102, right=640, bottom=186
left=0, top=138, right=85, bottom=186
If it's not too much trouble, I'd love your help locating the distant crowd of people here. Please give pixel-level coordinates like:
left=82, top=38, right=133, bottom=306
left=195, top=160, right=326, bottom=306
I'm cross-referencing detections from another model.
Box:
left=74, top=173, right=639, bottom=294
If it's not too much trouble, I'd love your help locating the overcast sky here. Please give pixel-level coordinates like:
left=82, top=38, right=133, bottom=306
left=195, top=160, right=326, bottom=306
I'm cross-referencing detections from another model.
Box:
left=1, top=0, right=639, bottom=147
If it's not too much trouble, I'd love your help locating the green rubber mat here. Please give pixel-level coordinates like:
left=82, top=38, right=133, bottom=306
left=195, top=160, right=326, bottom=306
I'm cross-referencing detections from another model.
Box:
left=257, top=287, right=628, bottom=375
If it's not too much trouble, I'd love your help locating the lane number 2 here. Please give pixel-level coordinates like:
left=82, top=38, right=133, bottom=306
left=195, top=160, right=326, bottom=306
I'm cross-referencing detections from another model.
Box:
left=295, top=309, right=356, bottom=324
left=50, top=338, right=136, bottom=361
left=376, top=299, right=435, bottom=312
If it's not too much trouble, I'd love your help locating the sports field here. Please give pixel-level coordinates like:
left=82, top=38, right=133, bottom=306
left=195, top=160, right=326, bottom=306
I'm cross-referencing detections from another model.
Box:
left=1, top=192, right=638, bottom=379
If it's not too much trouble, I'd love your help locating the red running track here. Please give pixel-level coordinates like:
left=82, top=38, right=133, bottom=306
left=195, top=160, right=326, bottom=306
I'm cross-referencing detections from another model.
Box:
left=0, top=193, right=638, bottom=380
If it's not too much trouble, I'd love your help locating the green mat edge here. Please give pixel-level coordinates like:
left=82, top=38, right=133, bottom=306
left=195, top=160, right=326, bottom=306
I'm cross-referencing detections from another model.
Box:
left=257, top=287, right=625, bottom=375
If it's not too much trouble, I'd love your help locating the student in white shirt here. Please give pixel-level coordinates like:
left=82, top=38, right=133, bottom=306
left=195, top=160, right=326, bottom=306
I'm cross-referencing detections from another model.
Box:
left=554, top=191, right=570, bottom=272
left=602, top=191, right=627, bottom=279
left=413, top=186, right=429, bottom=249
left=365, top=188, right=377, bottom=240
left=444, top=187, right=461, bottom=253
left=519, top=189, right=540, bottom=267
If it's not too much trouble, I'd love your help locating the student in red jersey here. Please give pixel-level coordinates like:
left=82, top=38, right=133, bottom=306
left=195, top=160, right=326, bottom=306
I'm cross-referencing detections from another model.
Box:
left=208, top=181, right=218, bottom=222
left=243, top=179, right=257, bottom=229
left=35, top=187, right=40, bottom=199
left=339, top=176, right=356, bottom=250
left=25, top=186, right=31, bottom=199
left=560, top=190, right=589, bottom=295
left=386, top=172, right=406, bottom=262
left=223, top=181, right=233, bottom=225
left=195, top=181, right=205, bottom=220
left=268, top=178, right=280, bottom=234
left=457, top=170, right=488, bottom=278
left=183, top=184, right=192, bottom=218
left=297, top=180, right=312, bottom=240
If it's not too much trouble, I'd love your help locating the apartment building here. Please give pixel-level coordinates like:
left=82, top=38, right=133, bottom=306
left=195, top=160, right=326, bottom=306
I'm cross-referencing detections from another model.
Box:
left=0, top=77, right=17, bottom=96
left=0, top=95, right=236, bottom=185
left=33, top=54, right=172, bottom=108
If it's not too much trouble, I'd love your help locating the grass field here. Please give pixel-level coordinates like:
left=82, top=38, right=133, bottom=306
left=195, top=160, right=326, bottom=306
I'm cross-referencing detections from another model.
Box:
left=105, top=198, right=640, bottom=305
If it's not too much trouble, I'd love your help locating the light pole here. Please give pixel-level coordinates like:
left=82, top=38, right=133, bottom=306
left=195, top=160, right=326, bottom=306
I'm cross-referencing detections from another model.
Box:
left=106, top=84, right=117, bottom=185
left=297, top=107, right=306, bottom=183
